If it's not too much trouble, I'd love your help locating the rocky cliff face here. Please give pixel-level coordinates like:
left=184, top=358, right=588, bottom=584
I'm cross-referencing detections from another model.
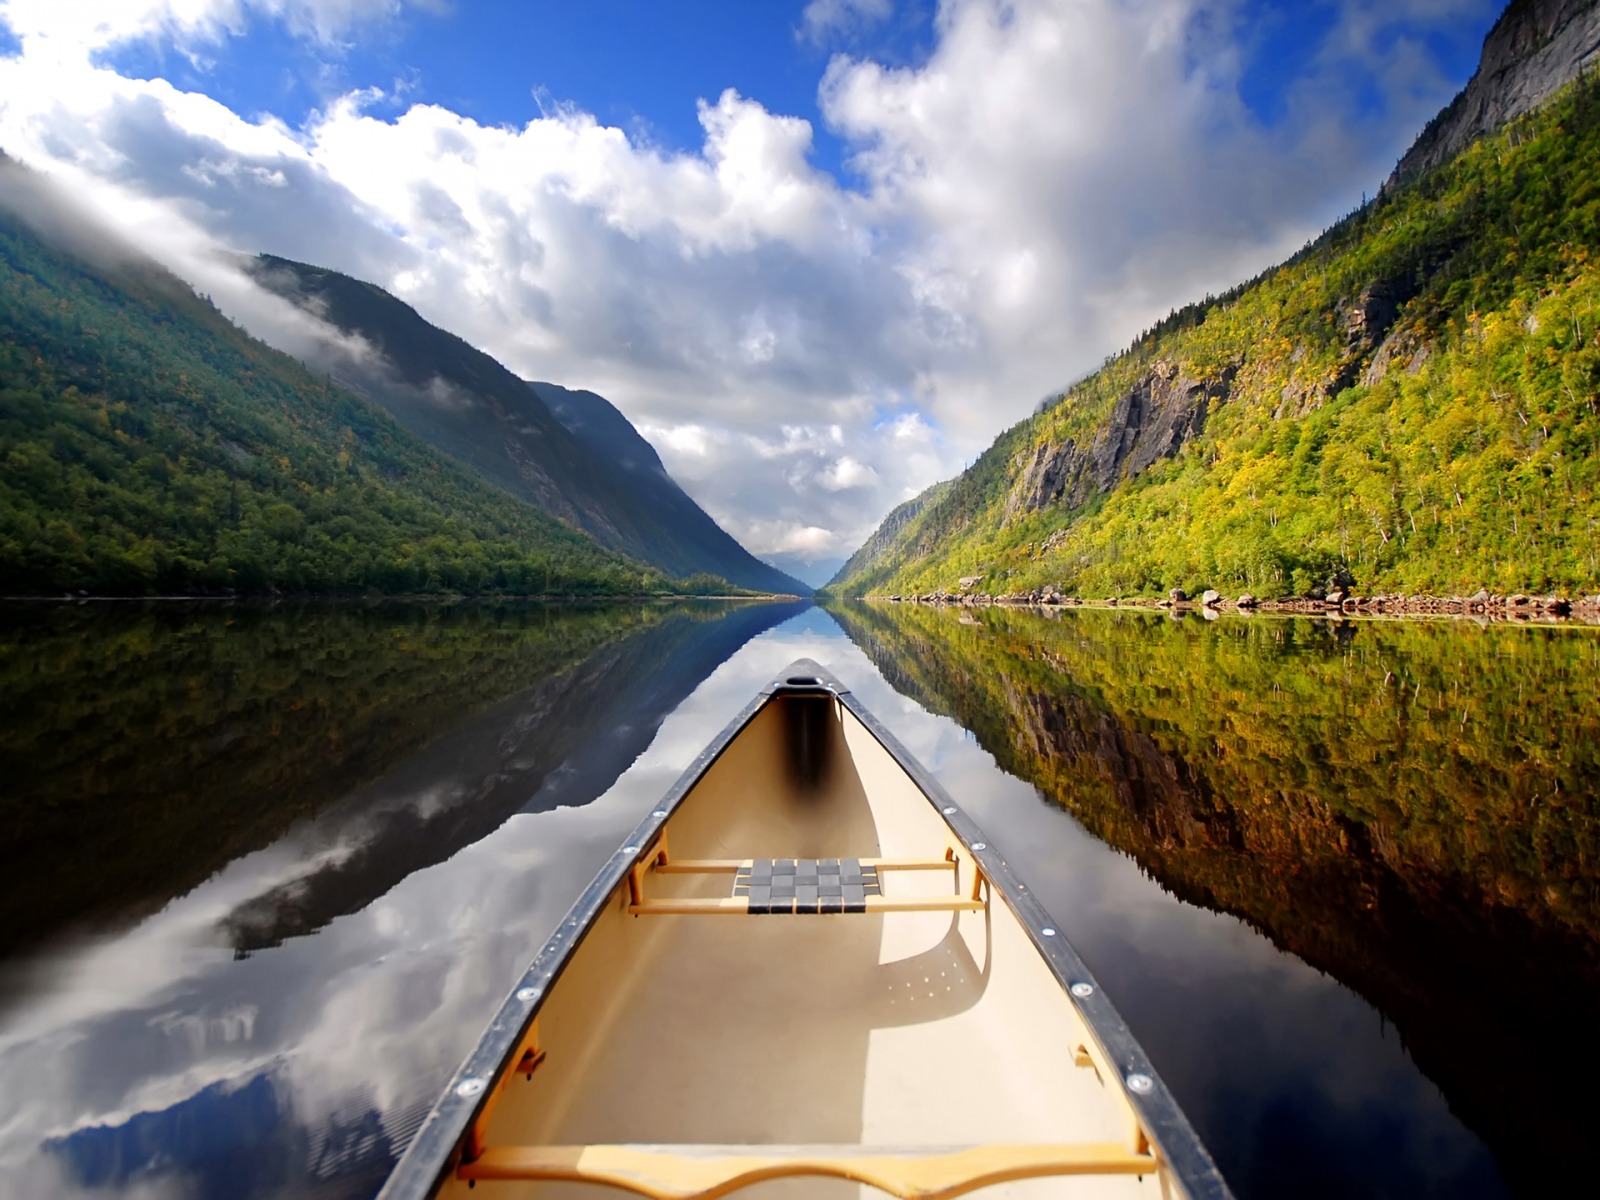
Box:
left=1387, top=0, right=1600, bottom=190
left=1005, top=361, right=1236, bottom=519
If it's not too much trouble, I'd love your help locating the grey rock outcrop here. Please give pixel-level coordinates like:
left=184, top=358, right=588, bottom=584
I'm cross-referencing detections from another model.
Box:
left=1386, top=0, right=1600, bottom=192
left=1276, top=280, right=1413, bottom=417
left=1007, top=361, right=1237, bottom=518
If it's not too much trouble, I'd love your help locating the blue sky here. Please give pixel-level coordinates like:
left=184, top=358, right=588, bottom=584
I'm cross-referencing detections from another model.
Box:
left=94, top=1, right=944, bottom=182
left=0, top=0, right=1503, bottom=581
left=92, top=1, right=1496, bottom=185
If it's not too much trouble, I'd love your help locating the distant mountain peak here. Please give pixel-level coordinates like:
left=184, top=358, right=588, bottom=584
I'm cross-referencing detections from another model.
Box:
left=531, top=381, right=670, bottom=478
left=247, top=257, right=809, bottom=595
left=1386, top=0, right=1600, bottom=191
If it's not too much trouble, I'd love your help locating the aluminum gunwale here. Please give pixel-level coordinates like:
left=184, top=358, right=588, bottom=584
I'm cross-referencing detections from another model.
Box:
left=377, top=671, right=782, bottom=1200
left=827, top=666, right=1236, bottom=1200
left=378, top=657, right=1234, bottom=1200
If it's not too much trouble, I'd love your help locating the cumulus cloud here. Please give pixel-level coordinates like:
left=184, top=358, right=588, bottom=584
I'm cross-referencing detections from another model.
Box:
left=0, top=0, right=1490, bottom=573
left=821, top=455, right=878, bottom=491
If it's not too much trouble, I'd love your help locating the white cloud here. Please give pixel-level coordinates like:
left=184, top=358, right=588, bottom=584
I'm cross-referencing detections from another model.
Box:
left=649, top=422, right=721, bottom=460
left=0, top=0, right=430, bottom=56
left=772, top=523, right=838, bottom=554
left=820, top=455, right=878, bottom=491
left=0, top=0, right=1489, bottom=569
left=800, top=0, right=895, bottom=45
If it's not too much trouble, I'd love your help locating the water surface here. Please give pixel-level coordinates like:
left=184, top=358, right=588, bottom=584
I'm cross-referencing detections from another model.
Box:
left=1, top=599, right=1593, bottom=1198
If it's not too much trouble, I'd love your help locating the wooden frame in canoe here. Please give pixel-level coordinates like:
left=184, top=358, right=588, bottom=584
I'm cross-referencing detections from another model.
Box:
left=378, top=660, right=1234, bottom=1200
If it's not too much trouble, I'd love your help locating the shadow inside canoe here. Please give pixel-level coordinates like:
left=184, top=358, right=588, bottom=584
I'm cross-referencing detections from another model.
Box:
left=499, top=693, right=995, bottom=1199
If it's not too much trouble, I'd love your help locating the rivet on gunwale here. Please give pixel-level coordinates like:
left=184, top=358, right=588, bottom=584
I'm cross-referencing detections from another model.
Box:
left=942, top=806, right=957, bottom=815
left=651, top=811, right=667, bottom=818
left=622, top=846, right=639, bottom=854
left=1041, top=927, right=1057, bottom=937
left=455, top=1078, right=486, bottom=1098
left=971, top=842, right=987, bottom=851
left=516, top=987, right=539, bottom=1002
left=1126, top=1073, right=1154, bottom=1095
left=1070, top=982, right=1094, bottom=998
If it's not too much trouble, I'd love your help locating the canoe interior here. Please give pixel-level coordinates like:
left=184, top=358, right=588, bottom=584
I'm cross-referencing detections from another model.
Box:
left=434, top=687, right=1188, bottom=1199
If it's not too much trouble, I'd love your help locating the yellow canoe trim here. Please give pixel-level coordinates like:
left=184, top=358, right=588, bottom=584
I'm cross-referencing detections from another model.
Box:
left=458, top=1141, right=1161, bottom=1199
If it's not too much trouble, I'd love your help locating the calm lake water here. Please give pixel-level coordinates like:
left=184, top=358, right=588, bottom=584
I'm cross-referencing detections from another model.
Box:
left=1, top=598, right=1595, bottom=1198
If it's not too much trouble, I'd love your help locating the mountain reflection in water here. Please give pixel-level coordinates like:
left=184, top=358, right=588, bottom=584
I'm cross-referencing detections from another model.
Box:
left=0, top=598, right=805, bottom=1198
left=828, top=600, right=1599, bottom=1197
left=2, top=599, right=1590, bottom=1199
left=216, top=598, right=808, bottom=954
left=1, top=600, right=750, bottom=956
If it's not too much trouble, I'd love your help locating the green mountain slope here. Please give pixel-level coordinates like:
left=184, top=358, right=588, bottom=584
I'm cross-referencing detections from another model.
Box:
left=248, top=257, right=809, bottom=596
left=0, top=158, right=680, bottom=596
left=828, top=66, right=1600, bottom=600
left=828, top=479, right=951, bottom=588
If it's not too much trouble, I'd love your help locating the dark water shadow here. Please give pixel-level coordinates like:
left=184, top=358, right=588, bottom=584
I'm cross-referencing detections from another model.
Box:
left=0, top=600, right=803, bottom=964
left=217, top=599, right=809, bottom=954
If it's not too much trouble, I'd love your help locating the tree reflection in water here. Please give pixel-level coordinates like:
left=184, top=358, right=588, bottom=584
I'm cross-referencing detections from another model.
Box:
left=829, top=600, right=1599, bottom=1197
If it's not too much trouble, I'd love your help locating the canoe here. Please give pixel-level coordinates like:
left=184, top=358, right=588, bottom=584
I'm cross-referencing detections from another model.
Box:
left=379, top=660, right=1233, bottom=1200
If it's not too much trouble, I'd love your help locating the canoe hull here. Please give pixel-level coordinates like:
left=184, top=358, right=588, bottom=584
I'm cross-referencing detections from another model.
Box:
left=381, top=663, right=1232, bottom=1200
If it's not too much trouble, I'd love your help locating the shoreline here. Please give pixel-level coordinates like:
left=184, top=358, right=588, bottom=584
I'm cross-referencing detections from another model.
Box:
left=861, top=590, right=1600, bottom=625
left=0, top=591, right=808, bottom=606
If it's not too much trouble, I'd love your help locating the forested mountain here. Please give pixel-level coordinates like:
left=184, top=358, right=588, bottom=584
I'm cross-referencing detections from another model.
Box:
left=247, top=257, right=809, bottom=596
left=828, top=479, right=950, bottom=587
left=0, top=159, right=726, bottom=597
left=827, top=0, right=1600, bottom=601
left=531, top=380, right=814, bottom=593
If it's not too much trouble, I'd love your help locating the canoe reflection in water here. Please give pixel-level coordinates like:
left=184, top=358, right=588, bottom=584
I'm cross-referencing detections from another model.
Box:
left=381, top=661, right=1232, bottom=1200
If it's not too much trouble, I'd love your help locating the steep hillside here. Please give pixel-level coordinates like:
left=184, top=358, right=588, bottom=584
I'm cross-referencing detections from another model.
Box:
left=530, top=381, right=810, bottom=595
left=829, top=479, right=951, bottom=587
left=829, top=61, right=1600, bottom=600
left=0, top=158, right=674, bottom=597
left=249, top=257, right=808, bottom=595
left=533, top=381, right=666, bottom=473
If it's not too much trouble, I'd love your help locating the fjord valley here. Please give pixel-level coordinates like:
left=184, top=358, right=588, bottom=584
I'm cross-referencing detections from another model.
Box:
left=0, top=160, right=804, bottom=599
left=827, top=4, right=1600, bottom=604
left=1, top=3, right=1598, bottom=1200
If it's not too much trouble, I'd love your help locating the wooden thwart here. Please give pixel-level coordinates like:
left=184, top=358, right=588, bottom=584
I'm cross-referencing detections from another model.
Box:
left=628, top=838, right=988, bottom=917
left=628, top=895, right=985, bottom=916
left=654, top=857, right=957, bottom=875
left=458, top=1141, right=1160, bottom=1200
